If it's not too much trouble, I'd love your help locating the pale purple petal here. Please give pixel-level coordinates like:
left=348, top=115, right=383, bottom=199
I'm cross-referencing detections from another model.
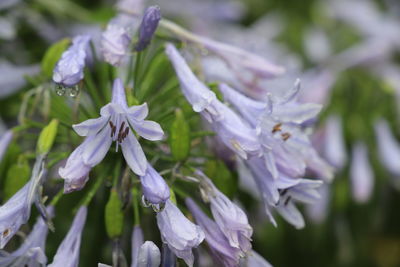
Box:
left=156, top=200, right=204, bottom=266
left=374, top=119, right=400, bottom=175
left=129, top=120, right=164, bottom=141
left=242, top=250, right=273, bottom=267
left=121, top=133, right=147, bottom=176
left=82, top=127, right=113, bottom=167
left=276, top=199, right=305, bottom=229
left=48, top=206, right=87, bottom=267
left=350, top=142, right=374, bottom=203
left=324, top=115, right=347, bottom=170
left=0, top=130, right=13, bottom=163
left=127, top=103, right=149, bottom=121
left=72, top=116, right=108, bottom=137
left=165, top=43, right=217, bottom=113
left=136, top=6, right=161, bottom=51
left=111, top=78, right=129, bottom=109
left=132, top=226, right=144, bottom=267
left=139, top=164, right=170, bottom=204
left=137, top=241, right=161, bottom=267
left=101, top=24, right=131, bottom=66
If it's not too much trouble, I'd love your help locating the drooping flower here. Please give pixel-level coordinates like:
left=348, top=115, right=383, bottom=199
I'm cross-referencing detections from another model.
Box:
left=53, top=35, right=91, bottom=87
left=350, top=142, right=374, bottom=203
left=101, top=24, right=131, bottom=66
left=131, top=225, right=144, bottom=267
left=241, top=250, right=273, bottom=267
left=161, top=244, right=176, bottom=267
left=59, top=78, right=164, bottom=192
left=197, top=173, right=252, bottom=253
left=156, top=200, right=204, bottom=266
left=135, top=6, right=161, bottom=51
left=137, top=241, right=161, bottom=267
left=48, top=206, right=87, bottom=267
left=185, top=198, right=242, bottom=267
left=0, top=206, right=54, bottom=266
left=0, top=130, right=13, bottom=162
left=374, top=119, right=400, bottom=176
left=324, top=115, right=347, bottom=170
left=139, top=164, right=170, bottom=205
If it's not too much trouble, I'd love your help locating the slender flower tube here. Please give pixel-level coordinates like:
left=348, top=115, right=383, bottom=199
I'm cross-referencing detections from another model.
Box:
left=0, top=206, right=54, bottom=266
left=350, top=142, right=374, bottom=203
left=59, top=78, right=164, bottom=192
left=374, top=119, right=400, bottom=176
left=101, top=24, right=131, bottom=66
left=48, top=206, right=87, bottom=267
left=137, top=241, right=161, bottom=267
left=198, top=174, right=252, bottom=253
left=53, top=35, right=91, bottom=87
left=135, top=6, right=161, bottom=51
left=324, top=115, right=347, bottom=170
left=0, top=130, right=13, bottom=163
left=131, top=225, right=144, bottom=267
left=156, top=200, right=204, bottom=266
left=185, top=198, right=242, bottom=267
left=139, top=164, right=170, bottom=205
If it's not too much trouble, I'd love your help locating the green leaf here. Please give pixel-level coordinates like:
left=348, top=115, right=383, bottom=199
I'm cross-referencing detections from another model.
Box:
left=37, top=119, right=59, bottom=155
left=169, top=109, right=190, bottom=161
left=205, top=160, right=236, bottom=198
left=41, top=38, right=71, bottom=78
left=105, top=189, right=124, bottom=238
left=3, top=158, right=30, bottom=201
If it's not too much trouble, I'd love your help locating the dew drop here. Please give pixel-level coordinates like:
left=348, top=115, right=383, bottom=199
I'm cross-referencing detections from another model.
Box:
left=152, top=202, right=166, bottom=213
left=55, top=84, right=66, bottom=96
left=69, top=86, right=79, bottom=97
left=141, top=195, right=151, bottom=208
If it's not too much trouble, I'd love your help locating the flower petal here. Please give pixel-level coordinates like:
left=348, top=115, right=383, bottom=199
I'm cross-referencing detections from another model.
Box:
left=72, top=117, right=108, bottom=137
left=82, top=128, right=112, bottom=167
left=127, top=103, right=149, bottom=121
left=121, top=133, right=147, bottom=176
left=130, top=120, right=164, bottom=141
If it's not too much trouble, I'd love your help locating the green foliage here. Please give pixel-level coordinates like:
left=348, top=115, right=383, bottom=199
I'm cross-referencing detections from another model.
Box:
left=41, top=38, right=71, bottom=78
left=169, top=109, right=190, bottom=161
left=3, top=157, right=30, bottom=201
left=105, top=189, right=124, bottom=239
left=205, top=160, right=236, bottom=198
left=36, top=119, right=59, bottom=155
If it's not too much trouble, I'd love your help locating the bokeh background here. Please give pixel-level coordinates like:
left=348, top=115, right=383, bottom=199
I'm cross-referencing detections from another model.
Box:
left=1, top=0, right=400, bottom=266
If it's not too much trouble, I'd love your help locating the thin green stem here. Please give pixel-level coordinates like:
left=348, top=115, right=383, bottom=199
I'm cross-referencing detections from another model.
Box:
left=49, top=188, right=64, bottom=206
left=133, top=52, right=142, bottom=96
left=132, top=187, right=140, bottom=226
left=73, top=172, right=108, bottom=213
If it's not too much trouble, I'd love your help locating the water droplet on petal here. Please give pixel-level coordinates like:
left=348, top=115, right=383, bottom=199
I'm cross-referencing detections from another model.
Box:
left=55, top=84, right=66, bottom=96
left=141, top=195, right=151, bottom=208
left=69, top=86, right=79, bottom=97
left=151, top=202, right=166, bottom=213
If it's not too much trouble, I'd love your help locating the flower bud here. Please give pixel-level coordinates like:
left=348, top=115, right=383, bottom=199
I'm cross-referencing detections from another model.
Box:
left=169, top=109, right=190, bottom=161
left=37, top=119, right=59, bottom=155
left=105, top=189, right=124, bottom=238
left=136, top=6, right=161, bottom=51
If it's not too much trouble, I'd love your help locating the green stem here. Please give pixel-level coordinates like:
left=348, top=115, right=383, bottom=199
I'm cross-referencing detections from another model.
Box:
left=133, top=52, right=142, bottom=96
left=84, top=69, right=104, bottom=109
left=49, top=188, right=64, bottom=206
left=132, top=187, right=140, bottom=226
left=73, top=172, right=108, bottom=213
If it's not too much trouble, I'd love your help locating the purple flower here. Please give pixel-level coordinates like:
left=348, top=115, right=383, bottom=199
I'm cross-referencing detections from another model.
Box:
left=198, top=174, right=252, bottom=253
left=53, top=35, right=91, bottom=87
left=0, top=206, right=54, bottom=266
left=0, top=130, right=12, bottom=163
left=161, top=243, right=176, bottom=267
left=48, top=206, right=87, bottom=267
left=0, top=182, right=31, bottom=248
left=137, top=241, right=161, bottom=267
left=156, top=200, right=204, bottom=266
left=136, top=6, right=161, bottom=51
left=59, top=78, right=164, bottom=192
left=374, top=119, right=400, bottom=176
left=185, top=198, right=242, bottom=267
left=165, top=43, right=218, bottom=114
left=323, top=115, right=347, bottom=170
left=131, top=225, right=144, bottom=267
left=101, top=24, right=131, bottom=66
left=350, top=142, right=374, bottom=203
left=140, top=164, right=170, bottom=205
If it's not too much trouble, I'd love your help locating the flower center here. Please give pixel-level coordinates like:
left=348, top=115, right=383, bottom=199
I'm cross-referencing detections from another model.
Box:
left=109, top=120, right=130, bottom=143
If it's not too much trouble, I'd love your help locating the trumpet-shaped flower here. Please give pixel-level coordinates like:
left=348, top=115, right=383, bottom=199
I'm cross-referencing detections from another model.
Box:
left=48, top=206, right=87, bottom=267
left=350, top=142, right=374, bottom=203
left=139, top=164, right=170, bottom=205
left=0, top=206, right=54, bottom=266
left=156, top=200, right=204, bottom=266
left=59, top=78, right=164, bottom=192
left=137, top=241, right=161, bottom=267
left=185, top=198, right=242, bottom=267
left=53, top=35, right=91, bottom=87
left=131, top=225, right=144, bottom=267
left=242, top=250, right=273, bottom=267
left=101, top=24, right=131, bottom=66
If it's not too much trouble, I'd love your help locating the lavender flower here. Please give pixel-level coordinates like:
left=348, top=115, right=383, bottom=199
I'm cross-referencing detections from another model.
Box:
left=136, top=6, right=161, bottom=51
left=350, top=142, right=374, bottom=203
left=185, top=198, right=242, bottom=267
left=101, top=24, right=131, bottom=66
left=199, top=174, right=252, bottom=253
left=324, top=115, right=347, bottom=170
left=53, top=35, right=91, bottom=87
left=156, top=200, right=204, bottom=266
left=241, top=250, right=273, bottom=267
left=374, top=119, right=400, bottom=176
left=165, top=43, right=217, bottom=114
left=0, top=182, right=31, bottom=248
left=48, top=206, right=87, bottom=267
left=161, top=244, right=176, bottom=267
left=137, top=241, right=161, bottom=267
left=140, top=164, right=170, bottom=205
left=0, top=206, right=53, bottom=266
left=59, top=78, right=164, bottom=192
left=132, top=225, right=144, bottom=267
left=0, top=130, right=12, bottom=163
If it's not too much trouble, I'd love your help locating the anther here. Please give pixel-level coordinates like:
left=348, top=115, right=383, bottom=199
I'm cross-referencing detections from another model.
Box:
left=119, top=121, right=125, bottom=134
left=284, top=196, right=291, bottom=206
left=281, top=132, right=291, bottom=141
left=272, top=123, right=282, bottom=133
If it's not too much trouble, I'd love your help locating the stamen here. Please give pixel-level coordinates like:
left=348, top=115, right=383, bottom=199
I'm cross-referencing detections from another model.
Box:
left=272, top=123, right=282, bottom=133
left=284, top=196, right=291, bottom=206
left=3, top=229, right=10, bottom=237
left=279, top=188, right=288, bottom=196
left=281, top=132, right=291, bottom=141
left=112, top=126, right=116, bottom=137
left=119, top=121, right=125, bottom=134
